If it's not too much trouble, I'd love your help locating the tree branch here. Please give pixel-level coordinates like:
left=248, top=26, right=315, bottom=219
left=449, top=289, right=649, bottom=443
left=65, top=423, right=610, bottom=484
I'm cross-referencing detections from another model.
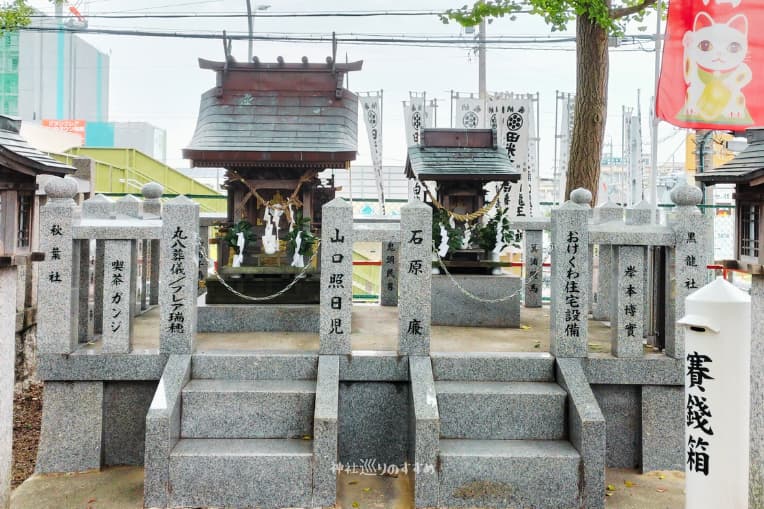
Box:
left=610, top=0, right=658, bottom=19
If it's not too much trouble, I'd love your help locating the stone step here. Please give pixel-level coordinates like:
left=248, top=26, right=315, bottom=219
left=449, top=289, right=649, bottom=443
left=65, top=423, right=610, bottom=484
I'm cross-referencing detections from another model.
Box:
left=430, top=352, right=556, bottom=382
left=191, top=351, right=318, bottom=380
left=181, top=379, right=316, bottom=439
left=438, top=439, right=581, bottom=508
left=169, top=438, right=313, bottom=509
left=436, top=381, right=567, bottom=440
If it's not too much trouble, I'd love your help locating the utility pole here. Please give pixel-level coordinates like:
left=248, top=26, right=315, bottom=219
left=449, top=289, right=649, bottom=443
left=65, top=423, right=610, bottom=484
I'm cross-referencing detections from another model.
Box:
left=478, top=19, right=487, bottom=99
left=246, top=0, right=253, bottom=62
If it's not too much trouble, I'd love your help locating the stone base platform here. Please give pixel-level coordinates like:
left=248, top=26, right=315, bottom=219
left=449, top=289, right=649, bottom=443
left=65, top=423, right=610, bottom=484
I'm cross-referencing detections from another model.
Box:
left=197, top=303, right=319, bottom=333
left=432, top=274, right=521, bottom=328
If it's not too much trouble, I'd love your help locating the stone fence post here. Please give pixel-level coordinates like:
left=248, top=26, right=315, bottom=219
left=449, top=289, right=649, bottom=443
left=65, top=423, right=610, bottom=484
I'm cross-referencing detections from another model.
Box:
left=524, top=230, right=543, bottom=308
left=0, top=264, right=17, bottom=507
left=159, top=196, right=200, bottom=354
left=142, top=183, right=163, bottom=307
left=665, top=185, right=710, bottom=360
left=550, top=189, right=591, bottom=358
left=398, top=200, right=432, bottom=355
left=592, top=200, right=623, bottom=321
left=380, top=241, right=399, bottom=306
left=37, top=177, right=80, bottom=354
left=320, top=198, right=353, bottom=355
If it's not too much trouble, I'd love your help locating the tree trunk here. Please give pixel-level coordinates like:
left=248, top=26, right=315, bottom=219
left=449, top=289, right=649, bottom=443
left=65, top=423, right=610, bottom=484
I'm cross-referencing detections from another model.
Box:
left=566, top=12, right=610, bottom=204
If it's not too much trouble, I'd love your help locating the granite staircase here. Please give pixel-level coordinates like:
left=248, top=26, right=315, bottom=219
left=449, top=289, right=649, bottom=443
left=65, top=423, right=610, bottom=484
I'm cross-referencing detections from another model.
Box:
left=145, top=353, right=338, bottom=509
left=430, top=353, right=587, bottom=509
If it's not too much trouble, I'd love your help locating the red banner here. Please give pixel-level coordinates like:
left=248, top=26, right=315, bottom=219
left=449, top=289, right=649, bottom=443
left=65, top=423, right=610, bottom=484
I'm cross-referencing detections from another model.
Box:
left=657, top=0, right=764, bottom=130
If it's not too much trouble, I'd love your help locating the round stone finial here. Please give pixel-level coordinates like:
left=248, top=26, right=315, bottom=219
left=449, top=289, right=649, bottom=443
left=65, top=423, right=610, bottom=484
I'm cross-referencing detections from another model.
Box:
left=570, top=188, right=593, bottom=205
left=44, top=176, right=78, bottom=200
left=670, top=184, right=702, bottom=206
left=141, top=182, right=164, bottom=200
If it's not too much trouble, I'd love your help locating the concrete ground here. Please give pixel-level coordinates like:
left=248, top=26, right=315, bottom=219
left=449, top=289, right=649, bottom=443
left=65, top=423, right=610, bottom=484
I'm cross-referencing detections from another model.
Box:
left=11, top=466, right=685, bottom=509
left=84, top=303, right=662, bottom=355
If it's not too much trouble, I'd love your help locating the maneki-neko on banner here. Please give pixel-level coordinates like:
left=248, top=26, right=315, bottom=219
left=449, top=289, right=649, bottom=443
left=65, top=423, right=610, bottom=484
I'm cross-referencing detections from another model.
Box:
left=657, top=0, right=764, bottom=129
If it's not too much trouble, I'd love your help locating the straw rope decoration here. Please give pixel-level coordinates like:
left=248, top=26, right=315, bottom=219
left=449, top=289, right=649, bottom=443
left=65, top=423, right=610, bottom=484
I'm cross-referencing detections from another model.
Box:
left=416, top=178, right=501, bottom=222
left=228, top=169, right=319, bottom=223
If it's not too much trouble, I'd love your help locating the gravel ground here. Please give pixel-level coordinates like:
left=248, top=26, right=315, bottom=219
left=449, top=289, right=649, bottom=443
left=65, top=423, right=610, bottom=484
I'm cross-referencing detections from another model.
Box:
left=12, top=383, right=42, bottom=489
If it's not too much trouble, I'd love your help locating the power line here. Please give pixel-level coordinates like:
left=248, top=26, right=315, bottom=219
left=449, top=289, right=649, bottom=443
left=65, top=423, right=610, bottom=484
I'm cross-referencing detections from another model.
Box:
left=29, top=10, right=449, bottom=19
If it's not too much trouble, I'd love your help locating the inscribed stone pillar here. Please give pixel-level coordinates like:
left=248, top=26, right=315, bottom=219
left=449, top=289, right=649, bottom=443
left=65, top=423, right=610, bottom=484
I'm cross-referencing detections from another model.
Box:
left=380, top=241, right=399, bottom=306
left=38, top=177, right=80, bottom=354
left=102, top=240, right=137, bottom=353
left=611, top=245, right=645, bottom=357
left=83, top=194, right=114, bottom=336
left=592, top=200, right=623, bottom=320
left=159, top=196, right=200, bottom=354
left=750, top=275, right=764, bottom=508
left=626, top=201, right=653, bottom=342
left=550, top=189, right=591, bottom=358
left=143, top=183, right=163, bottom=307
left=0, top=265, right=17, bottom=508
left=524, top=230, right=543, bottom=308
left=666, top=185, right=709, bottom=360
left=319, top=198, right=353, bottom=354
left=398, top=200, right=432, bottom=355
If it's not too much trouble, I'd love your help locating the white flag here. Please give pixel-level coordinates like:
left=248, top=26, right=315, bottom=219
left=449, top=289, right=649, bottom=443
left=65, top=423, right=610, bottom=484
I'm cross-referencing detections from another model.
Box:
left=488, top=94, right=533, bottom=218
left=404, top=94, right=434, bottom=146
left=453, top=95, right=486, bottom=129
left=361, top=92, right=385, bottom=215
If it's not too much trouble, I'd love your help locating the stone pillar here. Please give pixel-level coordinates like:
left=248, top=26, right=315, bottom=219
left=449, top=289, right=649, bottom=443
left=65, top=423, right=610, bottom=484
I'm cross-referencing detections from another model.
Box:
left=159, top=196, right=200, bottom=354
left=141, top=240, right=149, bottom=310
left=611, top=245, right=645, bottom=357
left=77, top=240, right=91, bottom=342
left=380, top=241, right=399, bottom=306
left=550, top=189, right=591, bottom=358
left=666, top=185, right=709, bottom=359
left=319, top=198, right=353, bottom=355
left=198, top=226, right=209, bottom=294
left=398, top=200, right=432, bottom=356
left=38, top=177, right=80, bottom=354
left=592, top=200, right=623, bottom=320
left=751, top=275, right=764, bottom=508
left=116, top=195, right=143, bottom=316
left=94, top=241, right=105, bottom=334
left=142, top=183, right=163, bottom=307
left=102, top=240, right=137, bottom=354
left=626, top=201, right=653, bottom=342
left=83, top=194, right=115, bottom=336
left=524, top=230, right=543, bottom=308
left=141, top=182, right=163, bottom=216
left=150, top=239, right=160, bottom=306
left=0, top=265, right=17, bottom=508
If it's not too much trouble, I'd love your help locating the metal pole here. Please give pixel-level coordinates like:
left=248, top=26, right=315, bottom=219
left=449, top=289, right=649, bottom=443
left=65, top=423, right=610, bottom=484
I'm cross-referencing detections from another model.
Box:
left=478, top=19, right=487, bottom=99
left=553, top=91, right=560, bottom=205
left=246, top=0, right=253, bottom=62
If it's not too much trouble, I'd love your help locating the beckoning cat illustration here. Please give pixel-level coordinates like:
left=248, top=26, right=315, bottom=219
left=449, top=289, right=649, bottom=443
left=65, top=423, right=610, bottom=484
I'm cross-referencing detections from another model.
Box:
left=679, top=12, right=753, bottom=124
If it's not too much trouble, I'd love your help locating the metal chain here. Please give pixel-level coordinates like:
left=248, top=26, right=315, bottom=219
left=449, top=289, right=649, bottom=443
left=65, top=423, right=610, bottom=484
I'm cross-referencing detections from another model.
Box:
left=432, top=242, right=551, bottom=304
left=198, top=241, right=320, bottom=302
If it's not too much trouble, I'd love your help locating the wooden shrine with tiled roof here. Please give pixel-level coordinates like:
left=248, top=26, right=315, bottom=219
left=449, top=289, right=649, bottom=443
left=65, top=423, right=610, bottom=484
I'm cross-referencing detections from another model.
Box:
left=184, top=54, right=362, bottom=303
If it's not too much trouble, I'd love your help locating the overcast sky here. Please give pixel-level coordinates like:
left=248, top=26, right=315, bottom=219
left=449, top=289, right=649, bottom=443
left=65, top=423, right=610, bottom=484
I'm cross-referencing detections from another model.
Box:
left=26, top=0, right=686, bottom=176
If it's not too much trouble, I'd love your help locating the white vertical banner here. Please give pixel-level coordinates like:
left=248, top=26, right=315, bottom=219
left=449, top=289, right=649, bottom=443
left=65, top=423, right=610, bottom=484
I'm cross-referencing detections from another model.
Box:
left=361, top=92, right=386, bottom=215
left=488, top=93, right=532, bottom=218
left=403, top=93, right=434, bottom=147
left=453, top=94, right=486, bottom=129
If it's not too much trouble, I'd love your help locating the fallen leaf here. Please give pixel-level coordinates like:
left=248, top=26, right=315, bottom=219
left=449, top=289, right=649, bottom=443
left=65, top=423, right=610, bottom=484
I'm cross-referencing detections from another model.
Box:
left=607, top=484, right=616, bottom=492
left=352, top=502, right=360, bottom=508
left=363, top=487, right=371, bottom=492
left=520, top=325, right=531, bottom=330
left=605, top=492, right=613, bottom=497
left=658, top=474, right=665, bottom=480
left=656, top=488, right=667, bottom=493
left=624, top=480, right=634, bottom=488
left=533, top=341, right=541, bottom=349
left=302, top=435, right=312, bottom=440
left=348, top=480, right=358, bottom=485
left=87, top=500, right=96, bottom=504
